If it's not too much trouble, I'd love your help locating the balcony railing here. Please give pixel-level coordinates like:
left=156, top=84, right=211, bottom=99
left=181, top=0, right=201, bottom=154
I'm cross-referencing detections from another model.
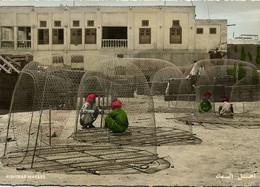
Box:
left=0, top=41, right=14, bottom=48
left=17, top=40, right=31, bottom=48
left=102, top=39, right=128, bottom=48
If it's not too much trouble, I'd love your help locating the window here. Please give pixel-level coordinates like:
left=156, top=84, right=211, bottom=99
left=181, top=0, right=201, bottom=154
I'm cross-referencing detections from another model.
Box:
left=85, top=28, right=96, bottom=44
left=87, top=20, right=94, bottom=27
left=1, top=27, right=14, bottom=48
left=210, top=28, right=217, bottom=34
left=52, top=56, right=64, bottom=64
left=17, top=27, right=31, bottom=48
left=170, top=28, right=182, bottom=44
left=38, top=29, right=49, bottom=44
left=54, top=21, right=61, bottom=27
left=70, top=29, right=82, bottom=45
left=71, top=55, right=84, bottom=63
left=172, top=20, right=180, bottom=26
left=73, top=20, right=80, bottom=27
left=139, top=28, right=151, bottom=44
left=170, top=20, right=182, bottom=44
left=196, top=28, right=203, bottom=34
left=142, top=20, right=149, bottom=27
left=71, top=67, right=84, bottom=71
left=18, top=27, right=31, bottom=40
left=40, top=21, right=47, bottom=27
left=53, top=29, right=64, bottom=44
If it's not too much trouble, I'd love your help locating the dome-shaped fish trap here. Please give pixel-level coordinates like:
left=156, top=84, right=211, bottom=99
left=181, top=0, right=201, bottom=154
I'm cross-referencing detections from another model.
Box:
left=149, top=65, right=196, bottom=132
left=229, top=61, right=260, bottom=124
left=73, top=58, right=157, bottom=151
left=72, top=58, right=173, bottom=174
left=2, top=61, right=86, bottom=171
left=174, top=59, right=260, bottom=126
left=129, top=58, right=184, bottom=114
left=2, top=58, right=170, bottom=175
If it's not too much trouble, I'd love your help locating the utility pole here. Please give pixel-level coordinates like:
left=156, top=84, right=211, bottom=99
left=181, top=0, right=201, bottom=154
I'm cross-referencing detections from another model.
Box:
left=227, top=24, right=236, bottom=39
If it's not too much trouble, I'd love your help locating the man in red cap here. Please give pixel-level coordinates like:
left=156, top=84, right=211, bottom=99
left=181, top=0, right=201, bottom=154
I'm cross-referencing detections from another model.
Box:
left=79, top=93, right=99, bottom=129
left=218, top=97, right=234, bottom=118
left=104, top=99, right=129, bottom=133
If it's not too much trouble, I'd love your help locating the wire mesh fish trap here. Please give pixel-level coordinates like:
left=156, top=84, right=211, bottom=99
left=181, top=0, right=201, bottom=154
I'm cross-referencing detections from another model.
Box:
left=174, top=59, right=260, bottom=126
left=2, top=144, right=171, bottom=175
left=73, top=58, right=157, bottom=154
left=2, top=58, right=174, bottom=174
left=74, top=127, right=202, bottom=146
left=3, top=61, right=83, bottom=165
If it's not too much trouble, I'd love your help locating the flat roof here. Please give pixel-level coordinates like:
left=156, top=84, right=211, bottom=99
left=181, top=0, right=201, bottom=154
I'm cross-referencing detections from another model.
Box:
left=196, top=19, right=227, bottom=22
left=0, top=5, right=195, bottom=8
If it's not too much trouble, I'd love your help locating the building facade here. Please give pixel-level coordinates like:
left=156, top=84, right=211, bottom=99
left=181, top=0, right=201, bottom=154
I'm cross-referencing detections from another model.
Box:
left=0, top=6, right=227, bottom=69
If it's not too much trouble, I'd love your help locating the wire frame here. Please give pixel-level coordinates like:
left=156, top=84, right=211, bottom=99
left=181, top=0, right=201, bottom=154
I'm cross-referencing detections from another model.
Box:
left=175, top=59, right=260, bottom=125
left=151, top=66, right=184, bottom=95
left=74, top=58, right=157, bottom=155
left=3, top=57, right=163, bottom=172
left=3, top=56, right=203, bottom=174
left=3, top=61, right=83, bottom=165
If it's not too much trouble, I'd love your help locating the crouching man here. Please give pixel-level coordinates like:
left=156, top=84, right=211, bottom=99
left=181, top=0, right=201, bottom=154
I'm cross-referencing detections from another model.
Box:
left=105, top=99, right=129, bottom=133
left=80, top=93, right=99, bottom=129
left=199, top=92, right=213, bottom=114
left=219, top=97, right=234, bottom=118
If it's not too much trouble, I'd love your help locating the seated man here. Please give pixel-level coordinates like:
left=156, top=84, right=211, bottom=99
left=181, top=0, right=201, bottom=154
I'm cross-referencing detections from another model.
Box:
left=219, top=97, right=234, bottom=118
left=105, top=99, right=129, bottom=133
left=79, top=93, right=99, bottom=129
left=199, top=92, right=213, bottom=114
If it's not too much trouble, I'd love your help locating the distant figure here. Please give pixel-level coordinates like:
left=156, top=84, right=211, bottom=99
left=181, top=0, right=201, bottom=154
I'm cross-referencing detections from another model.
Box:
left=105, top=99, right=129, bottom=133
left=219, top=97, right=234, bottom=118
left=80, top=93, right=99, bottom=129
left=134, top=88, right=138, bottom=98
left=165, top=82, right=170, bottom=95
left=199, top=92, right=213, bottom=114
left=198, top=65, right=206, bottom=76
left=187, top=63, right=206, bottom=79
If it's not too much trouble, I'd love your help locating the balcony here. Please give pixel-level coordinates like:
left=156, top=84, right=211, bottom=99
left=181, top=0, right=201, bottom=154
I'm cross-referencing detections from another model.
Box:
left=17, top=40, right=31, bottom=48
left=102, top=39, right=128, bottom=48
left=0, top=41, right=14, bottom=49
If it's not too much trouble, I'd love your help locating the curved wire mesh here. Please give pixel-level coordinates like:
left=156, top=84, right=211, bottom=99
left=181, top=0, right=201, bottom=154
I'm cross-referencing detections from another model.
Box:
left=3, top=61, right=84, bottom=166
left=74, top=58, right=157, bottom=156
left=174, top=59, right=260, bottom=126
left=3, top=58, right=173, bottom=174
left=2, top=57, right=203, bottom=174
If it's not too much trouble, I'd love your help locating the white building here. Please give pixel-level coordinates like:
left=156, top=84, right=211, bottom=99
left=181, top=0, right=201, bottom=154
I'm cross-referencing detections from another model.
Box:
left=228, top=34, right=260, bottom=45
left=0, top=6, right=227, bottom=69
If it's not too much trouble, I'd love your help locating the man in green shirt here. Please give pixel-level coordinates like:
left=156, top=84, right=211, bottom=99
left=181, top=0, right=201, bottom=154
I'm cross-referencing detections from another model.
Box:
left=199, top=92, right=212, bottom=113
left=105, top=99, right=129, bottom=133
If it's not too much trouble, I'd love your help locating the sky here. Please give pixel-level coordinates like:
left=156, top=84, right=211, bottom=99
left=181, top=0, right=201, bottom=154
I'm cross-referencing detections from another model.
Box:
left=0, top=0, right=260, bottom=40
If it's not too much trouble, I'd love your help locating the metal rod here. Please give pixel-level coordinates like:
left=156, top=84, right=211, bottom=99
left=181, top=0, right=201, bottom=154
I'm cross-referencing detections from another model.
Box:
left=31, top=109, right=43, bottom=168
left=106, top=94, right=109, bottom=109
left=31, top=73, right=48, bottom=168
left=100, top=95, right=105, bottom=128
left=49, top=106, right=52, bottom=146
left=3, top=72, right=24, bottom=156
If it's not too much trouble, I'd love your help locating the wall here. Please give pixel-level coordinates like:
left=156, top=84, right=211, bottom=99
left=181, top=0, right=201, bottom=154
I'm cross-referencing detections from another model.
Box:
left=227, top=44, right=260, bottom=69
left=195, top=19, right=227, bottom=51
left=0, top=6, right=226, bottom=66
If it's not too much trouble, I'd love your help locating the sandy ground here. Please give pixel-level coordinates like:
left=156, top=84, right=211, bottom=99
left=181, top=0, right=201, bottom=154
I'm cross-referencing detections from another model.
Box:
left=0, top=101, right=260, bottom=186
